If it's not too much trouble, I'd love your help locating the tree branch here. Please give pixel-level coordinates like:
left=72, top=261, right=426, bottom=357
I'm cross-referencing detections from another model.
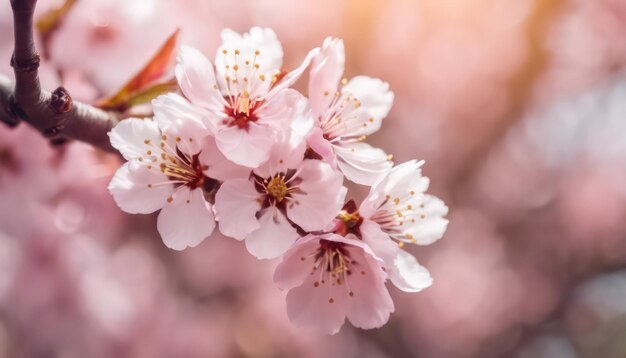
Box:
left=2, top=0, right=119, bottom=153
left=0, top=75, right=16, bottom=126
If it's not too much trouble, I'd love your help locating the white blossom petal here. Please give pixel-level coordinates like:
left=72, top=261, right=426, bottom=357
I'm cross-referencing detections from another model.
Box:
left=108, top=161, right=173, bottom=214
left=403, top=194, right=449, bottom=245
left=253, top=128, right=306, bottom=179
left=343, top=75, right=394, bottom=125
left=360, top=160, right=428, bottom=217
left=215, top=27, right=283, bottom=98
left=388, top=249, right=433, bottom=293
left=108, top=118, right=161, bottom=161
left=157, top=186, right=215, bottom=250
left=152, top=93, right=212, bottom=153
left=334, top=142, right=393, bottom=186
left=175, top=45, right=226, bottom=112
left=198, top=136, right=250, bottom=181
left=215, top=123, right=276, bottom=168
left=257, top=89, right=312, bottom=138
left=217, top=27, right=283, bottom=77
left=214, top=178, right=262, bottom=240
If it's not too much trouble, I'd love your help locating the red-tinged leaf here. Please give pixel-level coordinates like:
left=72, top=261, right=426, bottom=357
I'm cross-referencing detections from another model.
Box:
left=123, top=78, right=179, bottom=112
left=96, top=29, right=180, bottom=112
left=36, top=0, right=78, bottom=59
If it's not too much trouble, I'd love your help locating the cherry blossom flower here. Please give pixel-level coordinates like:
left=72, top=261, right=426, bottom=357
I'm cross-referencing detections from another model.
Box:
left=96, top=23, right=449, bottom=336
left=271, top=159, right=446, bottom=334
left=307, top=37, right=394, bottom=185
left=215, top=133, right=346, bottom=259
left=175, top=27, right=318, bottom=168
left=108, top=94, right=246, bottom=250
left=274, top=233, right=394, bottom=334
left=358, top=160, right=448, bottom=291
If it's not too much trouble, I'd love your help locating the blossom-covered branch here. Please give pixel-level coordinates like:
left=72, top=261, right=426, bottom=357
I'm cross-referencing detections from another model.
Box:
left=106, top=27, right=449, bottom=334
left=2, top=0, right=119, bottom=152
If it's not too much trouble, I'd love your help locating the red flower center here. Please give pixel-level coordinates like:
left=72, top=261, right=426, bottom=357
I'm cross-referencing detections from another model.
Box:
left=222, top=92, right=261, bottom=130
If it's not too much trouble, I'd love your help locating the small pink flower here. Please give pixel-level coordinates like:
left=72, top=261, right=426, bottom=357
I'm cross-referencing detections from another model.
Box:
left=273, top=233, right=394, bottom=334
left=175, top=27, right=318, bottom=168
left=214, top=133, right=346, bottom=259
left=108, top=94, right=247, bottom=250
left=307, top=37, right=395, bottom=185
left=359, top=160, right=449, bottom=291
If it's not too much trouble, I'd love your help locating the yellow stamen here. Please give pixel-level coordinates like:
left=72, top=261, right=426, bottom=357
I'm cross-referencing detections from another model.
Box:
left=238, top=90, right=251, bottom=116
left=266, top=176, right=288, bottom=202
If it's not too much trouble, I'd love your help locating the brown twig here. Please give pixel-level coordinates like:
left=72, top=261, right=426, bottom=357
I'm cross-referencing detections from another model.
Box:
left=1, top=0, right=119, bottom=152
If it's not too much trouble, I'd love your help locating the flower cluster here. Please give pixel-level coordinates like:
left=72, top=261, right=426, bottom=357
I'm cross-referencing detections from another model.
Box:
left=107, top=28, right=449, bottom=334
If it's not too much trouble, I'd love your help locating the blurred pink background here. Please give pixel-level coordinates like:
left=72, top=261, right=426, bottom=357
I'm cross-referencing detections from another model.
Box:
left=2, top=0, right=626, bottom=357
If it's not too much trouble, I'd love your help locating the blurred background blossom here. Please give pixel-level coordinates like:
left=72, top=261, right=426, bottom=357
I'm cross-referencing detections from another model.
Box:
left=1, top=0, right=626, bottom=356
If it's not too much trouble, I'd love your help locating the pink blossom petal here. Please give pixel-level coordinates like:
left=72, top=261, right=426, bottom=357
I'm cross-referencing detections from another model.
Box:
left=152, top=93, right=212, bottom=153
left=265, top=47, right=320, bottom=101
left=344, top=246, right=394, bottom=329
left=309, top=37, right=345, bottom=116
left=257, top=89, right=312, bottom=138
left=306, top=126, right=335, bottom=160
left=287, top=160, right=346, bottom=232
left=198, top=137, right=250, bottom=181
left=108, top=118, right=161, bottom=161
left=214, top=178, right=262, bottom=240
left=274, top=235, right=321, bottom=290
left=253, top=129, right=306, bottom=179
left=286, top=269, right=348, bottom=335
left=316, top=234, right=396, bottom=330
left=108, top=161, right=173, bottom=214
left=215, top=123, right=275, bottom=168
left=175, top=45, right=226, bottom=112
left=288, top=91, right=314, bottom=138
left=388, top=249, right=433, bottom=293
left=334, top=142, right=393, bottom=186
left=245, top=208, right=300, bottom=259
left=156, top=186, right=215, bottom=250
left=359, top=219, right=399, bottom=264
left=278, top=233, right=392, bottom=334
